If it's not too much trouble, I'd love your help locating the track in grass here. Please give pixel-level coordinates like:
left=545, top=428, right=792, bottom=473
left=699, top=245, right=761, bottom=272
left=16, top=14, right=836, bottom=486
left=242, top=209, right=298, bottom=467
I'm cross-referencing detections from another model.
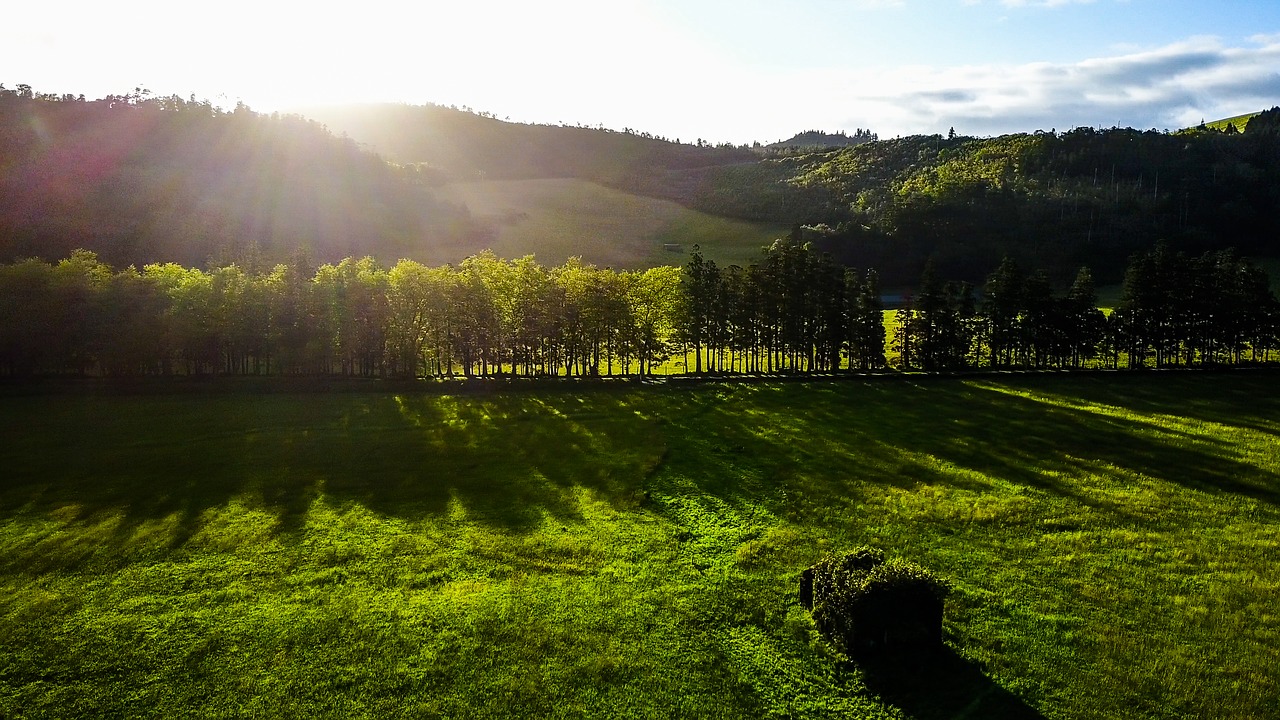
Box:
left=1, top=373, right=1278, bottom=718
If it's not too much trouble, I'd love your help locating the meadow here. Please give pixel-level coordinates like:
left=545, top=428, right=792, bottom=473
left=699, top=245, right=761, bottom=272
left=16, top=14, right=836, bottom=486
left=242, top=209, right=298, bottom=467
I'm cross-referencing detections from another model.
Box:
left=434, top=178, right=789, bottom=269
left=1201, top=112, right=1261, bottom=132
left=1, top=373, right=1278, bottom=718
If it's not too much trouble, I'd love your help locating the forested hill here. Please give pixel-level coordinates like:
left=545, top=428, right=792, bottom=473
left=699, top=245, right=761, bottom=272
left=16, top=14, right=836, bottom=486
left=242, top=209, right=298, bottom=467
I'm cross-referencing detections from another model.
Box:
left=298, top=103, right=757, bottom=187
left=7, top=83, right=1279, bottom=288
left=309, top=102, right=1280, bottom=287
left=678, top=109, right=1280, bottom=286
left=0, top=87, right=480, bottom=269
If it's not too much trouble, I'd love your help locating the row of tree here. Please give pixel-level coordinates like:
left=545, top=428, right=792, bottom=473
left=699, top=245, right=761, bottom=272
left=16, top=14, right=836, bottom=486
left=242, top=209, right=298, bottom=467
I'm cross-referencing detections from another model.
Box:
left=1112, top=245, right=1277, bottom=368
left=0, top=251, right=680, bottom=378
left=0, top=244, right=1274, bottom=379
left=683, top=241, right=885, bottom=374
left=892, top=246, right=1279, bottom=371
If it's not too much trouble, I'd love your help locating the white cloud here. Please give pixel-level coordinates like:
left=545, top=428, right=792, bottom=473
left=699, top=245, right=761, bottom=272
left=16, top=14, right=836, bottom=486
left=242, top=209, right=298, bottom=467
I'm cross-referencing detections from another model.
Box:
left=998, top=0, right=1098, bottom=6
left=963, top=0, right=1099, bottom=6
left=780, top=35, right=1280, bottom=138
left=2, top=2, right=1277, bottom=144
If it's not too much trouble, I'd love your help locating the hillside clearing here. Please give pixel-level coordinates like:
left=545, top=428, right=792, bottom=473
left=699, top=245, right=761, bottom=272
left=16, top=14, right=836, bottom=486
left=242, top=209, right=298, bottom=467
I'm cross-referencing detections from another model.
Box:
left=433, top=178, right=789, bottom=269
left=1202, top=112, right=1261, bottom=132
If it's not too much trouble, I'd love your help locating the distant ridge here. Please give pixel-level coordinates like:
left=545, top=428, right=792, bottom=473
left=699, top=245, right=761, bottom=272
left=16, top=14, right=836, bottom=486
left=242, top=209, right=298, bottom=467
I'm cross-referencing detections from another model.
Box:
left=298, top=102, right=756, bottom=184
left=767, top=129, right=878, bottom=149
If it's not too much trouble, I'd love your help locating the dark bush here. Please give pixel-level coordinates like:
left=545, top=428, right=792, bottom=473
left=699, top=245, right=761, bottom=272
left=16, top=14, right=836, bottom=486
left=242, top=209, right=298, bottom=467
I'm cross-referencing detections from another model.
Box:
left=801, top=547, right=950, bottom=655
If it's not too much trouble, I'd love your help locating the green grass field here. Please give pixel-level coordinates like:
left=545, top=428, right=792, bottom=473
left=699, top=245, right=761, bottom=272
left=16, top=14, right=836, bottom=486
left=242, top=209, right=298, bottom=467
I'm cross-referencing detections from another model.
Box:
left=433, top=178, right=789, bottom=269
left=2, top=374, right=1279, bottom=718
left=1202, top=112, right=1261, bottom=132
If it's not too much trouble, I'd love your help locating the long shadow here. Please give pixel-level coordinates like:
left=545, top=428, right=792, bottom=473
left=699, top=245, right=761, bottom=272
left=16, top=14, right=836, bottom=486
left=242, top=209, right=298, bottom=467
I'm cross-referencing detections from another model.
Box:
left=854, top=645, right=1045, bottom=720
left=0, top=389, right=670, bottom=574
left=723, top=378, right=1280, bottom=512
left=3, top=372, right=1277, bottom=576
left=983, top=371, right=1280, bottom=437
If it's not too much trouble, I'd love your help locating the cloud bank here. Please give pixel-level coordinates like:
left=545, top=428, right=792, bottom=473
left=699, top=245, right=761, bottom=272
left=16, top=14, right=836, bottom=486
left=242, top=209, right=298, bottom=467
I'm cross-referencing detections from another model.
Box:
left=814, top=35, right=1280, bottom=137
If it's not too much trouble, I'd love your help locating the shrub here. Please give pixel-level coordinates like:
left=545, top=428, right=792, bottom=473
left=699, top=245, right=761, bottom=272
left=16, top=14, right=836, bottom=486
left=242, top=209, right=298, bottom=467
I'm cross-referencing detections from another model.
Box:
left=801, top=547, right=950, bottom=655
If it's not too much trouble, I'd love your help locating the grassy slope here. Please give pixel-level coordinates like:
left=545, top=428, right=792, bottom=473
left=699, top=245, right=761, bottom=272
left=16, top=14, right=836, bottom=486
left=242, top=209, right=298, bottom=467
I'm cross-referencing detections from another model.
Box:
left=434, top=178, right=788, bottom=269
left=2, top=374, right=1279, bottom=719
left=1202, top=113, right=1261, bottom=132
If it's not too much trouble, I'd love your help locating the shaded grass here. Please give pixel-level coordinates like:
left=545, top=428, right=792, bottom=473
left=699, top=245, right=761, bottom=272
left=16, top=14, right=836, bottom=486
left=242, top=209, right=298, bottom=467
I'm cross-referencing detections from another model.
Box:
left=1, top=373, right=1279, bottom=718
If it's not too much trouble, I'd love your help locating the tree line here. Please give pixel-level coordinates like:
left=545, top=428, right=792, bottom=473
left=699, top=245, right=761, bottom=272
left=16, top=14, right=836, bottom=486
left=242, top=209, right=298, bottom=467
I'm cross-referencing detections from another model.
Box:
left=0, top=250, right=681, bottom=378
left=0, top=243, right=1274, bottom=379
left=892, top=246, right=1279, bottom=371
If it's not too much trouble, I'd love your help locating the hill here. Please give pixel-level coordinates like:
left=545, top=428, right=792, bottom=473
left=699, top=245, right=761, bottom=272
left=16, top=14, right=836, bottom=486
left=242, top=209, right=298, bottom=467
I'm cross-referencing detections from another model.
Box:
left=9, top=85, right=1280, bottom=287
left=302, top=103, right=801, bottom=266
left=309, top=102, right=1280, bottom=287
left=0, top=87, right=481, bottom=269
left=767, top=128, right=878, bottom=149
left=754, top=111, right=1280, bottom=285
left=435, top=178, right=788, bottom=269
left=300, top=104, right=847, bottom=227
left=299, top=102, right=756, bottom=185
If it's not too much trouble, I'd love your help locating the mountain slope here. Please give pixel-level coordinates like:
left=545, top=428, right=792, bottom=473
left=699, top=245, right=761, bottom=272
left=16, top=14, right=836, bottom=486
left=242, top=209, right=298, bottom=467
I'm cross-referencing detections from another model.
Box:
left=302, top=103, right=797, bottom=266
left=0, top=90, right=480, bottom=268
left=10, top=87, right=1280, bottom=285
left=300, top=103, right=756, bottom=184
left=767, top=112, right=1280, bottom=284
left=309, top=101, right=1280, bottom=287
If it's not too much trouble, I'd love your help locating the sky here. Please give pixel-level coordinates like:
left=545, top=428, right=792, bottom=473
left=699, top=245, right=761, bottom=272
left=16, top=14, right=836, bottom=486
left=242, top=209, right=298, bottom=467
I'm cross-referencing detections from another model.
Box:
left=5, top=0, right=1280, bottom=144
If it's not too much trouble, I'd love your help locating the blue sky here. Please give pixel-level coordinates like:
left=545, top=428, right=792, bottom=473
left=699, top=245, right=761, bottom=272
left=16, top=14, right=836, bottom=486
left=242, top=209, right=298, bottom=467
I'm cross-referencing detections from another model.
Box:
left=5, top=0, right=1280, bottom=143
left=664, top=1, right=1274, bottom=68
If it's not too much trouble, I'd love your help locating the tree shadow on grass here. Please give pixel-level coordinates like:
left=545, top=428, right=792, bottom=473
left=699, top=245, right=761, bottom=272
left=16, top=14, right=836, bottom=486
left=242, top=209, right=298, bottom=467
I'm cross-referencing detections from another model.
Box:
left=853, top=644, right=1045, bottom=720
left=717, top=377, right=1280, bottom=513
left=1022, top=371, right=1280, bottom=437
left=3, top=372, right=1278, bottom=575
left=948, top=379, right=1280, bottom=505
left=0, top=389, right=670, bottom=574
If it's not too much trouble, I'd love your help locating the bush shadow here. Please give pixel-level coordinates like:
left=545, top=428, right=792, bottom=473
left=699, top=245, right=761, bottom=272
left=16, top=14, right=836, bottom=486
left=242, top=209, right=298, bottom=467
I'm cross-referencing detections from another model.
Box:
left=852, top=644, right=1045, bottom=720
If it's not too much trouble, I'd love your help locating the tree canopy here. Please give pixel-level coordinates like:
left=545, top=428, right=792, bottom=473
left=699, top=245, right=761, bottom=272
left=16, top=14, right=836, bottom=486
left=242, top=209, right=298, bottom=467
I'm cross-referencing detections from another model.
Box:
left=2, top=244, right=1274, bottom=379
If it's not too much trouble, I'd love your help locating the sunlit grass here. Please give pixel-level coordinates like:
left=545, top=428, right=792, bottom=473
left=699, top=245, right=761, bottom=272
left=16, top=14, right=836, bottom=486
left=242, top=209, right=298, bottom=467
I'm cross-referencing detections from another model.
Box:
left=435, top=177, right=788, bottom=269
left=1, top=373, right=1278, bottom=718
left=1202, top=112, right=1260, bottom=132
